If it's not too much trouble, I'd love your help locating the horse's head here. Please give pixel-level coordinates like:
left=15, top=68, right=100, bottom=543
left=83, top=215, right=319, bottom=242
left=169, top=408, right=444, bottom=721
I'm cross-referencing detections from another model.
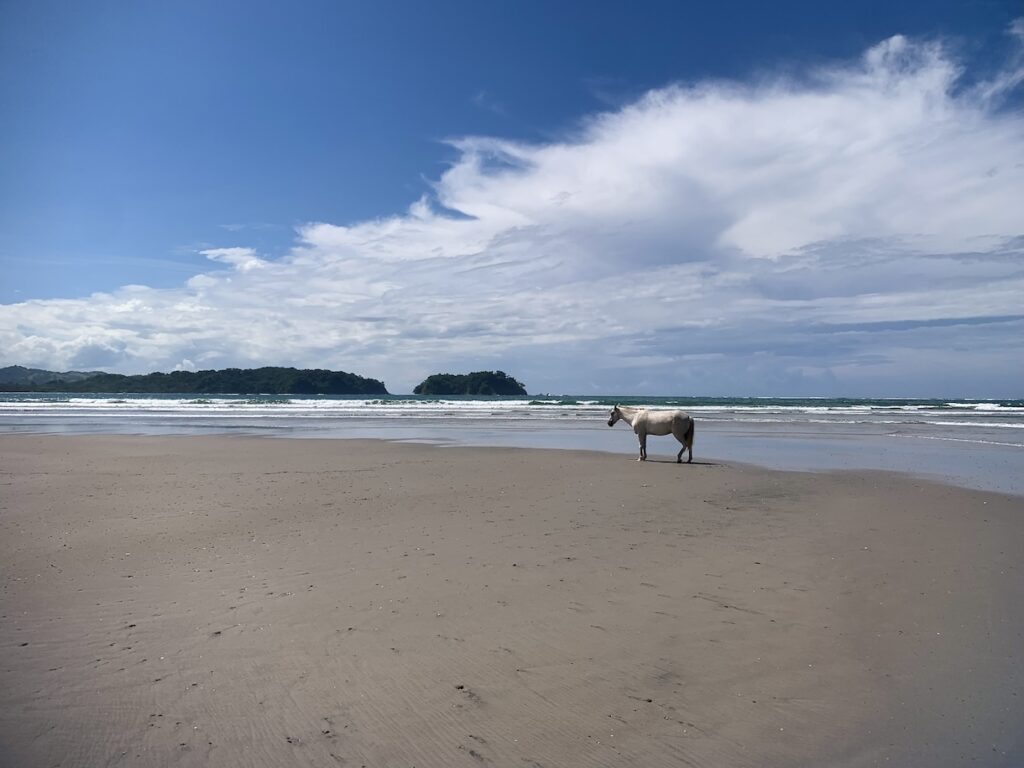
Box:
left=607, top=405, right=621, bottom=427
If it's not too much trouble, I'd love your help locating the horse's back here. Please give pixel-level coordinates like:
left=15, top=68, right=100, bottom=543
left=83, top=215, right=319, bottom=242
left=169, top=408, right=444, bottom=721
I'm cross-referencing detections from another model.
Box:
left=638, top=408, right=689, bottom=434
left=650, top=409, right=690, bottom=422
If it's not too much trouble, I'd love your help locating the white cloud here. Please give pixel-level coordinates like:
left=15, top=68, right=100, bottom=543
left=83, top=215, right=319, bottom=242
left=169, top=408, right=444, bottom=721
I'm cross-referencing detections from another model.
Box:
left=201, top=247, right=267, bottom=272
left=2, top=28, right=1023, bottom=396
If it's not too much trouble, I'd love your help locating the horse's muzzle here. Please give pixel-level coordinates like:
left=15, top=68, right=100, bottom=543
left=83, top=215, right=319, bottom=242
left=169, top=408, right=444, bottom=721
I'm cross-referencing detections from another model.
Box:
left=607, top=419, right=614, bottom=427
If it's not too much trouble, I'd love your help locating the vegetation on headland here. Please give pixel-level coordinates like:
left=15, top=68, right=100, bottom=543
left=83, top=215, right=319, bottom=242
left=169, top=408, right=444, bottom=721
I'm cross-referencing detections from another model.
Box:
left=0, top=365, right=99, bottom=386
left=413, top=370, right=527, bottom=396
left=0, top=365, right=388, bottom=395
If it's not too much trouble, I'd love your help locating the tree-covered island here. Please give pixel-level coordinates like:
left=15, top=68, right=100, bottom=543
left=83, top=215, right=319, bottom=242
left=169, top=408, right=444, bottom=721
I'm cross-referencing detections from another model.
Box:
left=413, top=370, right=527, bottom=396
left=0, top=366, right=388, bottom=395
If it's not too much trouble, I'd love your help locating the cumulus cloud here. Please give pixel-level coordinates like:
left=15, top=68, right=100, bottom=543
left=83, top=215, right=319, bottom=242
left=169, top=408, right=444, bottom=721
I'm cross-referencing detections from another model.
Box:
left=2, top=28, right=1023, bottom=395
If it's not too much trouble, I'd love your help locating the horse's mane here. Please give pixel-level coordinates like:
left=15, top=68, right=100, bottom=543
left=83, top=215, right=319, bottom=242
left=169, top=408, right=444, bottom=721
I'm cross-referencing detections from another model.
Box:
left=614, top=404, right=642, bottom=413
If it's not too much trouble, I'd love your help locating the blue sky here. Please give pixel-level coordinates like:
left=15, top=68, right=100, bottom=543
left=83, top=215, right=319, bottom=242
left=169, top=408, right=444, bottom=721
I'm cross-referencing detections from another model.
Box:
left=1, top=1, right=1022, bottom=395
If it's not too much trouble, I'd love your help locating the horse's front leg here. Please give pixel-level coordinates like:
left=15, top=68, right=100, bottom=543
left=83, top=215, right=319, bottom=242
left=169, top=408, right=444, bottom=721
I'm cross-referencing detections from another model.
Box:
left=637, top=433, right=647, bottom=461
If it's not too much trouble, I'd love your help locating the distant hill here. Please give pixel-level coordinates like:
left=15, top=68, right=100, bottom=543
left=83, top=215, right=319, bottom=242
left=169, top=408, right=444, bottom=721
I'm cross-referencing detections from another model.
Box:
left=0, top=365, right=101, bottom=386
left=413, top=370, right=527, bottom=396
left=0, top=366, right=388, bottom=395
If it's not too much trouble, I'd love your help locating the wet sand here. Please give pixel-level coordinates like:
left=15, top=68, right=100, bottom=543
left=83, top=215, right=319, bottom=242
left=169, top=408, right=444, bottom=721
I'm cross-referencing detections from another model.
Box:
left=1, top=435, right=1021, bottom=767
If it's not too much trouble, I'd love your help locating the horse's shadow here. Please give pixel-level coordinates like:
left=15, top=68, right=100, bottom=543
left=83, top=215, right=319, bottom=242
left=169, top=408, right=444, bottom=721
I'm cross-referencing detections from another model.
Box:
left=641, top=458, right=720, bottom=466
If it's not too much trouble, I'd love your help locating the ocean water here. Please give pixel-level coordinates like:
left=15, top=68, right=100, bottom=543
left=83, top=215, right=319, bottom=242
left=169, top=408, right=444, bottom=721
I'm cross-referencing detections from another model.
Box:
left=1, top=393, right=1022, bottom=495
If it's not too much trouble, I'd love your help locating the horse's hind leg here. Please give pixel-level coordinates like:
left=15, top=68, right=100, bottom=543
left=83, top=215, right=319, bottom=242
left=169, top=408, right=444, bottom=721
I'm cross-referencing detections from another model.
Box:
left=672, top=419, right=691, bottom=464
left=638, top=434, right=647, bottom=461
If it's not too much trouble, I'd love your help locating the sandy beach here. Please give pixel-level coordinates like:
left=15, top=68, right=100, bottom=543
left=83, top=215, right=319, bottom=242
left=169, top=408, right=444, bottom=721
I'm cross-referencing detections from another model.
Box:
left=1, top=435, right=1021, bottom=767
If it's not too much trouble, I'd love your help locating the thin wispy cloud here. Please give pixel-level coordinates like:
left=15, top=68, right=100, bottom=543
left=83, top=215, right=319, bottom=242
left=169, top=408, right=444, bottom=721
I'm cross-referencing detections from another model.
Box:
left=218, top=222, right=278, bottom=233
left=471, top=89, right=507, bottom=116
left=2, top=28, right=1022, bottom=395
left=200, top=247, right=268, bottom=272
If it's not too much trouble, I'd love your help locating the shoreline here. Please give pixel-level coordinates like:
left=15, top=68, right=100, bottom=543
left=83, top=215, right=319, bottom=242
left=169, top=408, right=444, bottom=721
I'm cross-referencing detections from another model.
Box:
left=2, top=417, right=1022, bottom=496
left=2, top=434, right=1022, bottom=766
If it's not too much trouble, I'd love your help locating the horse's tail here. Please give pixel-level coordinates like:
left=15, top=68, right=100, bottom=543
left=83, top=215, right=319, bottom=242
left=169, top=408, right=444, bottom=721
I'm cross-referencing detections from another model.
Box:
left=685, top=417, right=695, bottom=454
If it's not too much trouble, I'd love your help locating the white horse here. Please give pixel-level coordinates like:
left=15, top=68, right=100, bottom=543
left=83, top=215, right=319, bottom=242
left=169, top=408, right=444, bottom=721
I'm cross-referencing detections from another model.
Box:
left=607, top=405, right=695, bottom=463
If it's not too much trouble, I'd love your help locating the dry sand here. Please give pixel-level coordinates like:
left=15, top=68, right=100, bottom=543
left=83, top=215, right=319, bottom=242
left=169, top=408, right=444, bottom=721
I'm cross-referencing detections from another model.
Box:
left=1, top=435, right=1021, bottom=767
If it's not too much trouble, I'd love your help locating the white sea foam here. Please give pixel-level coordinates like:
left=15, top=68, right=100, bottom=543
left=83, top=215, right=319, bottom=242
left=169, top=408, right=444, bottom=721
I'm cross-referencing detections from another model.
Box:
left=923, top=421, right=1024, bottom=429
left=901, top=435, right=1024, bottom=448
left=2, top=396, right=1023, bottom=435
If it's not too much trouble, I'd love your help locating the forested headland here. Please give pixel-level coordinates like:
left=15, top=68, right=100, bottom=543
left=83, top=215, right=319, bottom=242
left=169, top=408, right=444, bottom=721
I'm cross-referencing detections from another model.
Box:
left=0, top=366, right=388, bottom=395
